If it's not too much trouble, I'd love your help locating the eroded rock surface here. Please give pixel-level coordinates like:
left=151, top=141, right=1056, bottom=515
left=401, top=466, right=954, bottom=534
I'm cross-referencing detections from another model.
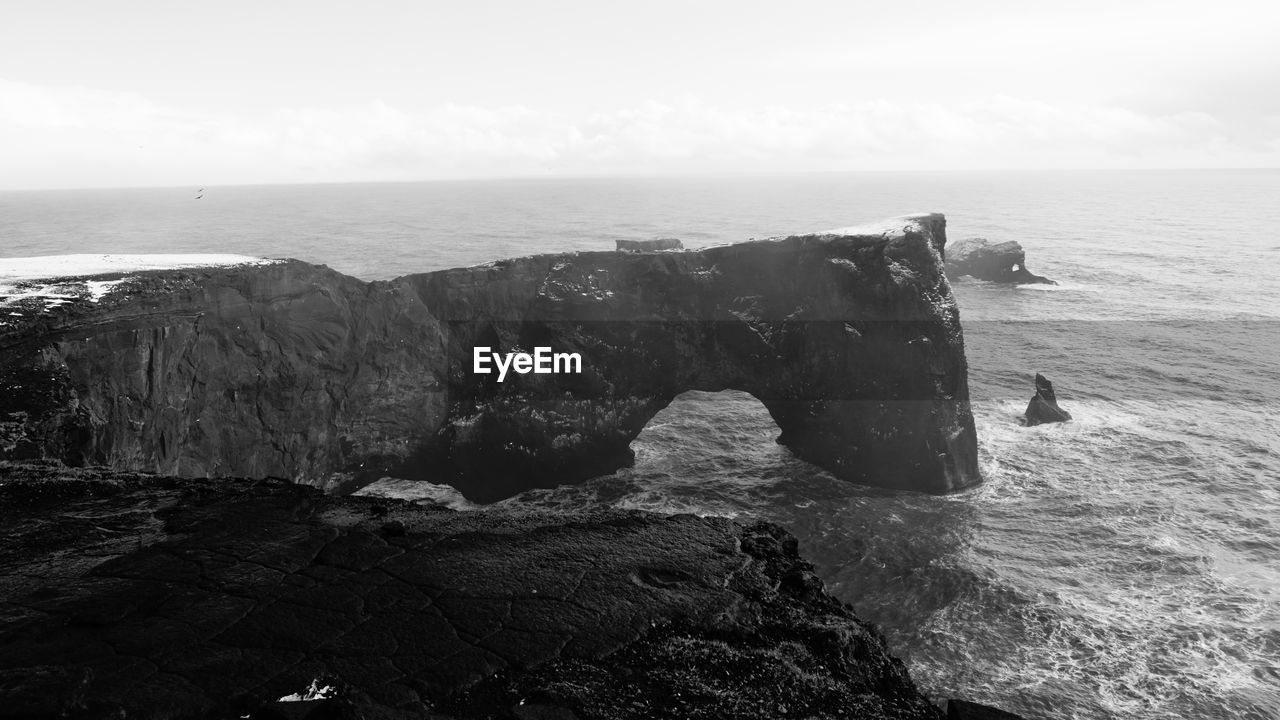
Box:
left=0, top=463, right=948, bottom=719
left=0, top=214, right=979, bottom=501
left=945, top=238, right=1054, bottom=285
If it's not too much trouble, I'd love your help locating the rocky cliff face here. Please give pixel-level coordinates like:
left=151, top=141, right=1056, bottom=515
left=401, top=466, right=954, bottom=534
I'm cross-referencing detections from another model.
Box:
left=1, top=261, right=446, bottom=493
left=0, top=214, right=980, bottom=501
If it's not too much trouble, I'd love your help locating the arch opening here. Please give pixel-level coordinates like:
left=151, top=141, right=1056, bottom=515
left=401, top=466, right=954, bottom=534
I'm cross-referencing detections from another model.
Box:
left=628, top=389, right=792, bottom=476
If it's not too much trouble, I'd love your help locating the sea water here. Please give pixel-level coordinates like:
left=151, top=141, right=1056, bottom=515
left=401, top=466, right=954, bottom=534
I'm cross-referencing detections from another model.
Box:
left=3, top=170, right=1277, bottom=719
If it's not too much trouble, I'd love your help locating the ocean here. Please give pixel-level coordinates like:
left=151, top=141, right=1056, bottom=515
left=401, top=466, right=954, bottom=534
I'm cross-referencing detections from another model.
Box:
left=2, top=170, right=1277, bottom=719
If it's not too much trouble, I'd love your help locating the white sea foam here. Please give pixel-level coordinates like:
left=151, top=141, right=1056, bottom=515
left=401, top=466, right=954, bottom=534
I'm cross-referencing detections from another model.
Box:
left=604, top=491, right=744, bottom=519
left=0, top=253, right=277, bottom=281
left=1013, top=280, right=1098, bottom=293
left=821, top=213, right=937, bottom=237
left=352, top=477, right=481, bottom=511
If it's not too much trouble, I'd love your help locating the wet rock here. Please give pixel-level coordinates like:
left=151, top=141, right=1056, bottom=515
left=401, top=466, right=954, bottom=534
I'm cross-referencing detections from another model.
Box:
left=1023, top=373, right=1072, bottom=426
left=946, top=238, right=1055, bottom=285
left=0, top=214, right=979, bottom=501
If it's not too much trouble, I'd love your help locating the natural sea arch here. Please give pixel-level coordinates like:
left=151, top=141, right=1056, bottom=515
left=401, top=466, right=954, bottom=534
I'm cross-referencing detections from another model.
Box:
left=627, top=389, right=790, bottom=475
left=3, top=214, right=980, bottom=503
left=416, top=217, right=980, bottom=501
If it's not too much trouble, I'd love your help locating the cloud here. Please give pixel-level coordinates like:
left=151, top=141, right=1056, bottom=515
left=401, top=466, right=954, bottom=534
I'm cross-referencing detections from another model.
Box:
left=0, top=77, right=1274, bottom=189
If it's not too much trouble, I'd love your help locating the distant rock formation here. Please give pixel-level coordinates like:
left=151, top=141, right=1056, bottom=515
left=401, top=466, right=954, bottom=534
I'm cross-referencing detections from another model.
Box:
left=0, top=214, right=980, bottom=502
left=946, top=238, right=1055, bottom=284
left=1023, top=373, right=1072, bottom=426
left=616, top=237, right=683, bottom=251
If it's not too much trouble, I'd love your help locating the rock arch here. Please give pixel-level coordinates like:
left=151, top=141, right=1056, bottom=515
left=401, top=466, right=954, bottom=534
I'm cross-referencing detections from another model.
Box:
left=2, top=214, right=981, bottom=503
left=415, top=214, right=980, bottom=501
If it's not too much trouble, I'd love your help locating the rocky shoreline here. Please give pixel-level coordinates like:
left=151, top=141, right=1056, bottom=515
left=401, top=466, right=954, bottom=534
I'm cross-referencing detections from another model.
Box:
left=0, top=216, right=1031, bottom=718
left=0, top=462, right=1023, bottom=719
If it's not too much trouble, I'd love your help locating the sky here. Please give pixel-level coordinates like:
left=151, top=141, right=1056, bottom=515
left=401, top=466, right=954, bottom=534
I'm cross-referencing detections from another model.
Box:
left=2, top=0, right=1278, bottom=189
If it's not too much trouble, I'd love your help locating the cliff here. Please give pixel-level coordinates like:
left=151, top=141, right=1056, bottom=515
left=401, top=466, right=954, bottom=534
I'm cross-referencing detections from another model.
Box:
left=0, top=214, right=980, bottom=502
left=0, top=463, right=948, bottom=719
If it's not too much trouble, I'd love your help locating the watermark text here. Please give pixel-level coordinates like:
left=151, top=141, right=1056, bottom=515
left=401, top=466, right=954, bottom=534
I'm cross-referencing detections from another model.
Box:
left=473, top=346, right=582, bottom=382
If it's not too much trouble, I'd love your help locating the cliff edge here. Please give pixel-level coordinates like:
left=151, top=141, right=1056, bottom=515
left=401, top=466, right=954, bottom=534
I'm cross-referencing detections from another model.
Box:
left=0, top=214, right=980, bottom=501
left=0, top=463, right=949, bottom=719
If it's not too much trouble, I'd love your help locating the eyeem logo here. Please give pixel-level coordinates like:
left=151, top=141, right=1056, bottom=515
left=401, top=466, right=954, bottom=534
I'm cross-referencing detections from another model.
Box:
left=473, top=346, right=583, bottom=382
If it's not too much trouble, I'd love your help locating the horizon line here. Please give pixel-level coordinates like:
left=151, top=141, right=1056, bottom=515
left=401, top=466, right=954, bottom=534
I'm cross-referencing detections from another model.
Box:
left=3, top=166, right=1279, bottom=194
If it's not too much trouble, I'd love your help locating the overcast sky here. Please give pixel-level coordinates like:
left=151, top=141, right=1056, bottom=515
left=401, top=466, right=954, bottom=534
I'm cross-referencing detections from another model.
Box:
left=2, top=0, right=1278, bottom=189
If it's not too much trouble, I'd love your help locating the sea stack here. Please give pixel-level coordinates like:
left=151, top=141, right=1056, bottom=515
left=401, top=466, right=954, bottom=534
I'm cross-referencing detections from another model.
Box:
left=946, top=238, right=1055, bottom=284
left=1024, top=373, right=1072, bottom=426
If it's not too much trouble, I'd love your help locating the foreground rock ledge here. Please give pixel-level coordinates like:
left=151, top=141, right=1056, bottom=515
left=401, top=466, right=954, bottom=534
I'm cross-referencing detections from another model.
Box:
left=0, top=463, right=955, bottom=719
left=0, top=213, right=979, bottom=501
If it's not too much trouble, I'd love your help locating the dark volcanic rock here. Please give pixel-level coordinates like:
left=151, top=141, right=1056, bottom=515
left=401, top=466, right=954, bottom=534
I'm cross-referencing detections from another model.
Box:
left=1023, top=373, right=1071, bottom=426
left=0, top=214, right=979, bottom=501
left=945, top=238, right=1055, bottom=285
left=0, top=463, right=949, bottom=719
left=615, top=238, right=683, bottom=251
